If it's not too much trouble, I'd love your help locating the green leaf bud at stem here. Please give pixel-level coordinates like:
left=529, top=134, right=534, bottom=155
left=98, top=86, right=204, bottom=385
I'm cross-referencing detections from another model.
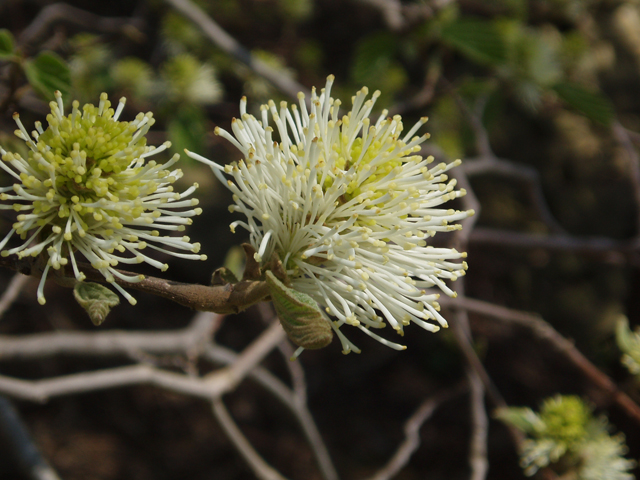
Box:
left=265, top=270, right=333, bottom=350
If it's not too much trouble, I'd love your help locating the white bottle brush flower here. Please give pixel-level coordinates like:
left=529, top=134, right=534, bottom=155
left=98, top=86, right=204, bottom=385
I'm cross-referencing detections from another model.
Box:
left=0, top=92, right=206, bottom=305
left=188, top=75, right=473, bottom=354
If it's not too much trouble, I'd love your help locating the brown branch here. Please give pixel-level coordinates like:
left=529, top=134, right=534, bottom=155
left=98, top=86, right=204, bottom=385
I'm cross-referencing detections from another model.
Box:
left=0, top=254, right=271, bottom=314
left=256, top=302, right=338, bottom=480
left=205, top=342, right=339, bottom=480
left=353, top=0, right=452, bottom=31
left=0, top=309, right=334, bottom=480
left=0, top=311, right=220, bottom=360
left=469, top=227, right=640, bottom=264
left=443, top=83, right=565, bottom=234
left=439, top=295, right=640, bottom=426
left=452, top=90, right=494, bottom=158
left=612, top=121, right=640, bottom=234
left=448, top=163, right=516, bottom=468
left=365, top=383, right=467, bottom=480
left=0, top=318, right=285, bottom=404
left=212, top=398, right=290, bottom=480
left=205, top=321, right=286, bottom=393
left=461, top=155, right=566, bottom=234
left=0, top=273, right=30, bottom=321
left=390, top=59, right=441, bottom=116
left=0, top=364, right=217, bottom=402
left=466, top=368, right=489, bottom=480
left=18, top=3, right=145, bottom=48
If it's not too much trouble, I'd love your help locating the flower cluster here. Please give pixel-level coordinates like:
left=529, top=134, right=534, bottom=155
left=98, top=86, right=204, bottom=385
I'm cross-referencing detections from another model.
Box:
left=188, top=75, right=473, bottom=353
left=497, top=395, right=636, bottom=479
left=0, top=92, right=205, bottom=305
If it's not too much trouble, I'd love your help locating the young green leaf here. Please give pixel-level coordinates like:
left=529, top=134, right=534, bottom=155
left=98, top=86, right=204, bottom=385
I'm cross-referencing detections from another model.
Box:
left=168, top=105, right=207, bottom=156
left=265, top=270, right=333, bottom=350
left=440, top=18, right=508, bottom=66
left=0, top=29, right=15, bottom=59
left=552, top=82, right=614, bottom=126
left=73, top=282, right=120, bottom=326
left=616, top=316, right=640, bottom=375
left=351, top=32, right=398, bottom=85
left=24, top=51, right=71, bottom=101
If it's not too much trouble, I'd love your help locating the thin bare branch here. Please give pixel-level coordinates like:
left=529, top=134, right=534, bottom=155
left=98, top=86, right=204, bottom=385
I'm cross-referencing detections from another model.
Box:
left=390, top=60, right=441, bottom=116
left=205, top=344, right=339, bottom=480
left=469, top=227, right=640, bottom=265
left=460, top=155, right=565, bottom=234
left=467, top=369, right=489, bottom=480
left=457, top=94, right=493, bottom=158
left=18, top=3, right=144, bottom=47
left=164, top=0, right=309, bottom=100
left=0, top=311, right=221, bottom=360
left=439, top=295, right=640, bottom=426
left=612, top=121, right=640, bottom=233
left=354, top=0, right=404, bottom=30
left=0, top=364, right=218, bottom=402
left=277, top=339, right=308, bottom=403
left=206, top=320, right=286, bottom=392
left=0, top=395, right=62, bottom=480
left=212, top=398, right=290, bottom=480
left=0, top=299, right=338, bottom=478
left=365, top=384, right=466, bottom=480
left=353, top=0, right=451, bottom=31
left=0, top=318, right=285, bottom=404
left=624, top=126, right=640, bottom=147
left=0, top=273, right=30, bottom=321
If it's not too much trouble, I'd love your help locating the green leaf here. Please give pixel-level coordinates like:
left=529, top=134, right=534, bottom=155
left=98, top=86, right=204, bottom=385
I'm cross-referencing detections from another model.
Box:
left=440, top=18, right=508, bottom=66
left=351, top=32, right=398, bottom=85
left=552, top=82, right=614, bottom=126
left=278, top=0, right=313, bottom=21
left=73, top=282, right=120, bottom=326
left=265, top=270, right=333, bottom=350
left=222, top=245, right=246, bottom=280
left=495, top=406, right=544, bottom=434
left=211, top=267, right=239, bottom=286
left=24, top=51, right=71, bottom=101
left=0, top=29, right=15, bottom=59
left=615, top=316, right=640, bottom=375
left=168, top=105, right=207, bottom=156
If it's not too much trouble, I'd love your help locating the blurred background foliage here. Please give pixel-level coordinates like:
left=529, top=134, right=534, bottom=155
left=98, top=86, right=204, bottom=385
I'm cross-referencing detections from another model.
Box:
left=2, top=0, right=640, bottom=479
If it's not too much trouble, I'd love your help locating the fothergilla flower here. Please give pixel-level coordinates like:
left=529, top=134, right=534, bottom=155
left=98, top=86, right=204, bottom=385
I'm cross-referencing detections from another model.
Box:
left=188, top=76, right=473, bottom=353
left=0, top=92, right=206, bottom=305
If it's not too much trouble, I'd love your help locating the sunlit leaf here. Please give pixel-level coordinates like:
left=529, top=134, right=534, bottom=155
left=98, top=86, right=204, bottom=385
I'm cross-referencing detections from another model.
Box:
left=441, top=18, right=508, bottom=66
left=24, top=51, right=71, bottom=101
